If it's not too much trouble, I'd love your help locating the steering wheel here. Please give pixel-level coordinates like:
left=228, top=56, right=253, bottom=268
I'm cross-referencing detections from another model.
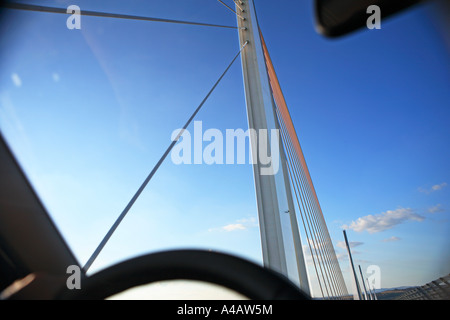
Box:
left=58, top=250, right=310, bottom=300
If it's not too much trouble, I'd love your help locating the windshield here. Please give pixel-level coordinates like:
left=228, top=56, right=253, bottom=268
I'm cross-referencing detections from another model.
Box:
left=1, top=0, right=449, bottom=298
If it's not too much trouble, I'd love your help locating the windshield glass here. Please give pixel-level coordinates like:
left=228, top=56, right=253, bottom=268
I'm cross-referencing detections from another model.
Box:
left=1, top=0, right=449, bottom=298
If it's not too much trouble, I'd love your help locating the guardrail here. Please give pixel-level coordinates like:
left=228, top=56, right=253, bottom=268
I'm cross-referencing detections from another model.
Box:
left=396, top=274, right=450, bottom=300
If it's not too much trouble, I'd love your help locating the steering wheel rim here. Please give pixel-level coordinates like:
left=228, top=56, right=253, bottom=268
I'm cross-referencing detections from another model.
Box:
left=58, top=249, right=310, bottom=300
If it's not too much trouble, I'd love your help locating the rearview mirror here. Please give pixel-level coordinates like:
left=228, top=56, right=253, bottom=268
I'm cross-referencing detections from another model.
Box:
left=314, top=0, right=428, bottom=37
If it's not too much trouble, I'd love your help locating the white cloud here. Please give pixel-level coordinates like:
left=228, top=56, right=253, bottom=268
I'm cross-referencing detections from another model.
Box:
left=419, top=182, right=447, bottom=194
left=336, top=252, right=347, bottom=261
left=428, top=204, right=444, bottom=214
left=222, top=224, right=246, bottom=232
left=336, top=241, right=364, bottom=249
left=342, top=208, right=424, bottom=234
left=431, top=182, right=447, bottom=191
left=236, top=217, right=258, bottom=226
left=354, top=258, right=371, bottom=264
left=209, top=216, right=258, bottom=233
left=52, top=72, right=60, bottom=82
left=302, top=241, right=350, bottom=266
left=11, top=73, right=22, bottom=87
left=305, top=238, right=327, bottom=250
left=382, top=236, right=401, bottom=242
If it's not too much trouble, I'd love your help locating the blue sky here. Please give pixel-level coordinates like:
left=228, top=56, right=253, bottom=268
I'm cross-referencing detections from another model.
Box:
left=0, top=0, right=449, bottom=298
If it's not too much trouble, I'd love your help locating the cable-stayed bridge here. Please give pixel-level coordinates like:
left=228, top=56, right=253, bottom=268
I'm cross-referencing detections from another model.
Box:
left=2, top=0, right=361, bottom=300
